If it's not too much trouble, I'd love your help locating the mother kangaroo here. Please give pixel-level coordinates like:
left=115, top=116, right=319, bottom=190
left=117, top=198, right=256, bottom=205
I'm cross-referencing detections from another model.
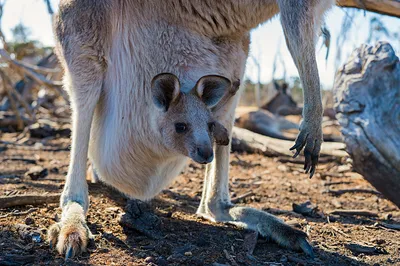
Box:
left=48, top=0, right=334, bottom=259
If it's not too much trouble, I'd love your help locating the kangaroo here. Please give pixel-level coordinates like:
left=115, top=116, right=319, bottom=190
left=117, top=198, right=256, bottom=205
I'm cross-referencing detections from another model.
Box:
left=48, top=0, right=334, bottom=259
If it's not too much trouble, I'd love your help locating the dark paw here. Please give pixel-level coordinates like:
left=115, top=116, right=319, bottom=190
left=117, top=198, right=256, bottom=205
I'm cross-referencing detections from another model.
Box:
left=290, top=123, right=322, bottom=178
left=119, top=199, right=162, bottom=239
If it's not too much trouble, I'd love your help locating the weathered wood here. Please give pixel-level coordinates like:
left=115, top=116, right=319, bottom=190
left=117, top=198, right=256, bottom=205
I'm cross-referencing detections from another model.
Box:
left=334, top=42, right=400, bottom=208
left=337, top=0, right=400, bottom=18
left=235, top=109, right=342, bottom=142
left=231, top=127, right=347, bottom=158
left=329, top=209, right=379, bottom=217
left=0, top=194, right=60, bottom=208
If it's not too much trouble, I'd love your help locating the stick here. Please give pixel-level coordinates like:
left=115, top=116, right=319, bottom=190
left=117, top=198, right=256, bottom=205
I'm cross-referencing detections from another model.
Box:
left=0, top=194, right=60, bottom=208
left=0, top=140, right=70, bottom=151
left=0, top=49, right=68, bottom=101
left=0, top=207, right=38, bottom=218
left=379, top=222, right=400, bottom=231
left=264, top=208, right=303, bottom=218
left=1, top=157, right=36, bottom=164
left=329, top=209, right=378, bottom=217
left=231, top=191, right=255, bottom=203
left=324, top=188, right=382, bottom=196
left=0, top=68, right=34, bottom=119
left=0, top=71, right=23, bottom=130
left=277, top=156, right=337, bottom=164
left=323, top=181, right=353, bottom=186
left=223, top=250, right=239, bottom=266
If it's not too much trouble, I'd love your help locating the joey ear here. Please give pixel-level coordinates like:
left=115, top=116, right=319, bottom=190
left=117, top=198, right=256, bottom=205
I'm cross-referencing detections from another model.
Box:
left=195, top=75, right=231, bottom=108
left=214, top=121, right=230, bottom=146
left=151, top=73, right=180, bottom=111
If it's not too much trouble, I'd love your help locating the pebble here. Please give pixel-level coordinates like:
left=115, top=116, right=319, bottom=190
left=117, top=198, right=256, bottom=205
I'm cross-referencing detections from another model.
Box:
left=280, top=255, right=288, bottom=263
left=24, top=217, right=34, bottom=225
left=25, top=166, right=48, bottom=180
left=144, top=256, right=155, bottom=263
left=184, top=251, right=192, bottom=256
left=156, top=257, right=168, bottom=266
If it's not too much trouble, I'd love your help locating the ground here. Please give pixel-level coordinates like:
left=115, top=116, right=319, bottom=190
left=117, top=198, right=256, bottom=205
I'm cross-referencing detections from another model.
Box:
left=0, top=133, right=399, bottom=266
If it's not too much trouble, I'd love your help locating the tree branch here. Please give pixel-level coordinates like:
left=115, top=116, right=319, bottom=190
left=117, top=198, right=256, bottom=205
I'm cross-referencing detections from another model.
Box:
left=337, top=0, right=400, bottom=18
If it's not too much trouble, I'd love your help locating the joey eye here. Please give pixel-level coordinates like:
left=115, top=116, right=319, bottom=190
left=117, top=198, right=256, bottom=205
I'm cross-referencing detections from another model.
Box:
left=208, top=122, right=215, bottom=132
left=175, top=123, right=188, bottom=133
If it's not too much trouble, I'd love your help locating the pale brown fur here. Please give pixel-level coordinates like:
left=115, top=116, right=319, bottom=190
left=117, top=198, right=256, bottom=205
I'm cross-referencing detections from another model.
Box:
left=48, top=0, right=334, bottom=259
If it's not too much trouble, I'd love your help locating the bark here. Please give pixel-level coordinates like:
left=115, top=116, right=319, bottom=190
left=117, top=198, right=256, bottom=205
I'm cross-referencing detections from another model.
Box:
left=334, top=42, right=400, bottom=208
left=337, top=0, right=400, bottom=18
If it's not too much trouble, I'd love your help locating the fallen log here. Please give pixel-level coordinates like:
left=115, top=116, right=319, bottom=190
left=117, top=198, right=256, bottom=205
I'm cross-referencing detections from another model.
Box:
left=0, top=194, right=60, bottom=208
left=235, top=109, right=343, bottom=142
left=334, top=42, right=400, bottom=208
left=231, top=127, right=347, bottom=158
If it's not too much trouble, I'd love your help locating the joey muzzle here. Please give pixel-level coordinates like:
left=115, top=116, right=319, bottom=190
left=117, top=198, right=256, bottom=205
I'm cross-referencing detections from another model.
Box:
left=195, top=145, right=214, bottom=164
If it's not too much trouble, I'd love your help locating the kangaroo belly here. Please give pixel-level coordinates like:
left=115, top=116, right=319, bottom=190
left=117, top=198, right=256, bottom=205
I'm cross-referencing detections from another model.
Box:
left=89, top=110, right=188, bottom=200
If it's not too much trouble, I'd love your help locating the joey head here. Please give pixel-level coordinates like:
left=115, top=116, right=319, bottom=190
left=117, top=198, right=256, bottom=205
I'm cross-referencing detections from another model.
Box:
left=151, top=73, right=231, bottom=164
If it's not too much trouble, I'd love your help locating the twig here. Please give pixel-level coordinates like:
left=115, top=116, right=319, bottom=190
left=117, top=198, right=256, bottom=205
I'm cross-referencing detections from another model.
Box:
left=231, top=191, right=255, bottom=203
left=264, top=207, right=303, bottom=218
left=0, top=49, right=68, bottom=101
left=0, top=174, right=20, bottom=179
left=329, top=209, right=378, bottom=217
left=0, top=207, right=38, bottom=218
left=223, top=250, right=239, bottom=266
left=0, top=194, right=60, bottom=208
left=0, top=49, right=62, bottom=86
left=324, top=188, right=382, bottom=196
left=345, top=243, right=387, bottom=255
left=0, top=68, right=34, bottom=119
left=379, top=222, right=400, bottom=231
left=324, top=181, right=353, bottom=186
left=1, top=157, right=36, bottom=164
left=0, top=2, right=9, bottom=51
left=277, top=156, right=336, bottom=164
left=0, top=140, right=70, bottom=151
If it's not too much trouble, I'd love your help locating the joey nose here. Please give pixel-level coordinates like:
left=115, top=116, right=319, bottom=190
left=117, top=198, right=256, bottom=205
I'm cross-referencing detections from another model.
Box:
left=196, top=146, right=213, bottom=163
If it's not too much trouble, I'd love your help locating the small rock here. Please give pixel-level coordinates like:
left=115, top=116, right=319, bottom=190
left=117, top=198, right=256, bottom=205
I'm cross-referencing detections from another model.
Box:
left=184, top=251, right=192, bottom=256
left=145, top=256, right=155, bottom=263
left=25, top=166, right=48, bottom=180
left=105, top=207, right=120, bottom=213
left=292, top=201, right=320, bottom=217
left=50, top=167, right=59, bottom=174
left=373, top=239, right=386, bottom=245
left=280, top=255, right=288, bottom=263
left=31, top=233, right=41, bottom=243
left=277, top=165, right=288, bottom=172
left=167, top=253, right=186, bottom=263
left=137, top=252, right=147, bottom=259
left=24, top=217, right=34, bottom=225
left=156, top=257, right=168, bottom=266
left=337, top=164, right=351, bottom=173
left=331, top=198, right=342, bottom=208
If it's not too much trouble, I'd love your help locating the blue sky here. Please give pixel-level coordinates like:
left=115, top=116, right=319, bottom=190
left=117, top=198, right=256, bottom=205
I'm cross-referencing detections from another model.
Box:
left=2, top=0, right=400, bottom=88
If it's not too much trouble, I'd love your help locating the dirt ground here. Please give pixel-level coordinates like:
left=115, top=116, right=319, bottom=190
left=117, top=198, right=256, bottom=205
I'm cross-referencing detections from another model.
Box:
left=1, top=133, right=400, bottom=266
